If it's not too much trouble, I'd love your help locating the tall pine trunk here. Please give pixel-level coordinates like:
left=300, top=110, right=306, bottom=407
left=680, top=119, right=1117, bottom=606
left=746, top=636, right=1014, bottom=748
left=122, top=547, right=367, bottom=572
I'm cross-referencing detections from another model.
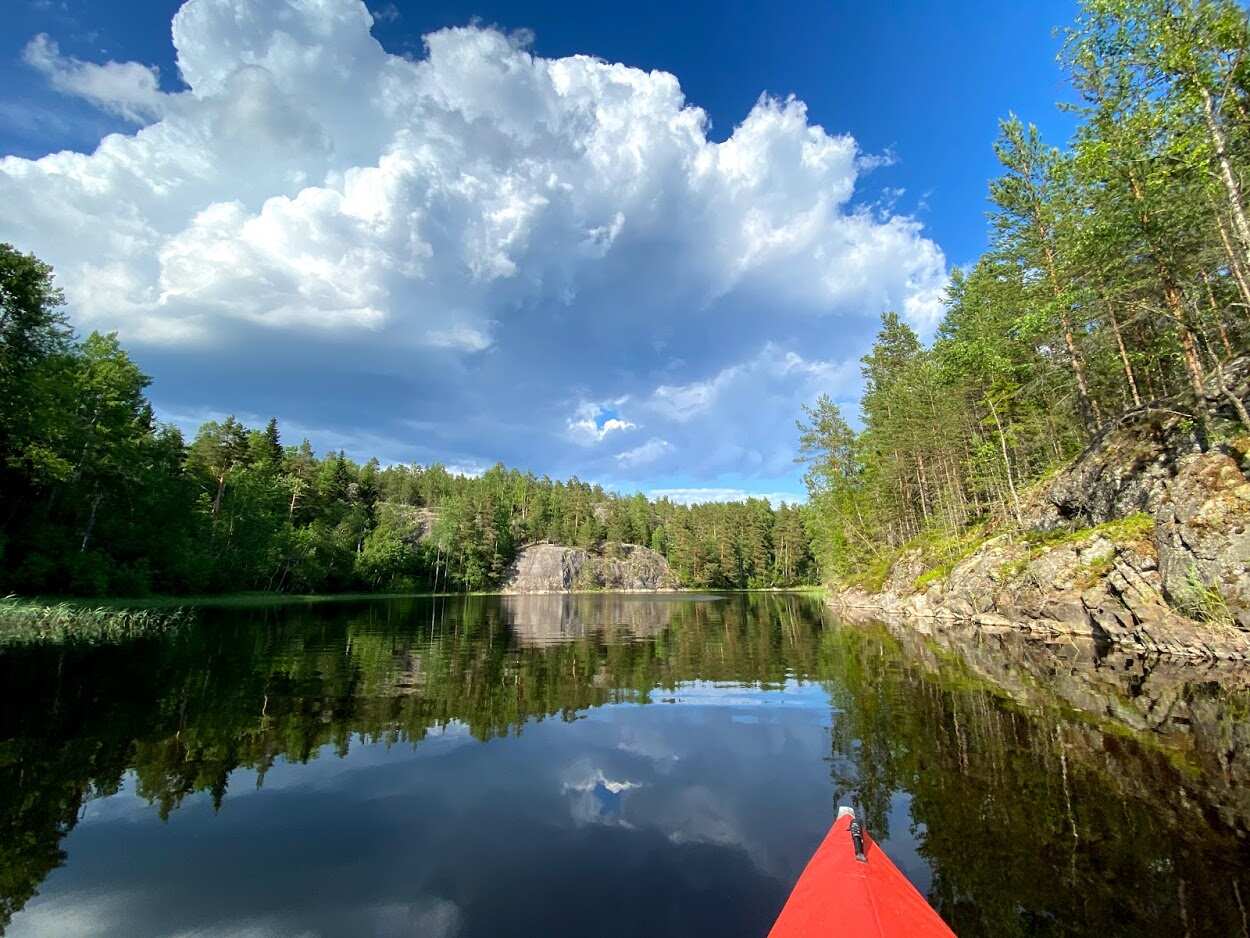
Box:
left=1040, top=240, right=1099, bottom=432
left=1211, top=197, right=1250, bottom=314
left=1200, top=85, right=1250, bottom=274
left=79, top=487, right=102, bottom=553
left=1108, top=302, right=1141, bottom=408
left=1127, top=168, right=1210, bottom=449
left=1165, top=281, right=1212, bottom=451
left=985, top=395, right=1023, bottom=526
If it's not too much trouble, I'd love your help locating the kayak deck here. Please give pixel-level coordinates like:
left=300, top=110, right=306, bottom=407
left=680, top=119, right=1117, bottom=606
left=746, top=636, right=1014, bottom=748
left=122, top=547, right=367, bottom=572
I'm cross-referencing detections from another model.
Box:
left=768, top=807, right=955, bottom=937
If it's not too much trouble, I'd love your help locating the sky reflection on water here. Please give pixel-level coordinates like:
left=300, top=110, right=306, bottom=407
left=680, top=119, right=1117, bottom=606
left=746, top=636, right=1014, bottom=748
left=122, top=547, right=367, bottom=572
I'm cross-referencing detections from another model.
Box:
left=4, top=593, right=1250, bottom=937
left=13, top=679, right=837, bottom=938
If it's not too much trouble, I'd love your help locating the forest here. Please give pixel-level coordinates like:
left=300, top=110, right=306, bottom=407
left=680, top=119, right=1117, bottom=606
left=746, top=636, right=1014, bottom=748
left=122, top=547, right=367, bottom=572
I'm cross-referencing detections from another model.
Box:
left=0, top=246, right=812, bottom=596
left=7, top=0, right=1248, bottom=600
left=799, top=0, right=1250, bottom=585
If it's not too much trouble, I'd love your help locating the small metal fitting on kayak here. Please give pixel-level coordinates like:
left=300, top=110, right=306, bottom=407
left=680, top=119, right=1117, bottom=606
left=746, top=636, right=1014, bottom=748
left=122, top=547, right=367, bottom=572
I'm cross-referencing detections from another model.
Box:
left=837, top=806, right=868, bottom=862
left=850, top=820, right=867, bottom=862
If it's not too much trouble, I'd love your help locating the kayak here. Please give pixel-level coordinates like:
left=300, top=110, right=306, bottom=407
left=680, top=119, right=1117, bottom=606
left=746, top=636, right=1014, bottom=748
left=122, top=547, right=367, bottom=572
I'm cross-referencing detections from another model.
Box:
left=768, top=807, right=956, bottom=937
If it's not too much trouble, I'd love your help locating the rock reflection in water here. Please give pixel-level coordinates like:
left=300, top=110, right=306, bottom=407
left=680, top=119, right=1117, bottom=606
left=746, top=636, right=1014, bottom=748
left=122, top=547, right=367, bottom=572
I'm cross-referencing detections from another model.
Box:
left=499, top=593, right=676, bottom=645
left=876, top=619, right=1250, bottom=831
left=828, top=617, right=1250, bottom=937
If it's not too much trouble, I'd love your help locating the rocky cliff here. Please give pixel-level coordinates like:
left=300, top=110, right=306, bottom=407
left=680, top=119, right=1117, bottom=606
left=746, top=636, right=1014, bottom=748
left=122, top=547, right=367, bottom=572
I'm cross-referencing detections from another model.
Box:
left=500, top=542, right=679, bottom=593
left=831, top=359, right=1250, bottom=660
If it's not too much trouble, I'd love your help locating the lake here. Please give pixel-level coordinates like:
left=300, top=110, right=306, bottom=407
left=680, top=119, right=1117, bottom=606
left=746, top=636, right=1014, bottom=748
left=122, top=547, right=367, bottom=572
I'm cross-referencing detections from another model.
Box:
left=2, top=593, right=1249, bottom=937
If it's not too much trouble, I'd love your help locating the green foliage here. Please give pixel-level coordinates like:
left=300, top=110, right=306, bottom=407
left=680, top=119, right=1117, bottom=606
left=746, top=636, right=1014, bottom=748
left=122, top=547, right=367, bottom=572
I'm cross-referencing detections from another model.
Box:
left=843, top=552, right=899, bottom=594
left=831, top=520, right=994, bottom=593
left=1022, top=512, right=1156, bottom=551
left=802, top=0, right=1250, bottom=585
left=992, top=513, right=1156, bottom=584
left=0, top=596, right=192, bottom=646
left=1075, top=550, right=1118, bottom=589
left=911, top=523, right=995, bottom=591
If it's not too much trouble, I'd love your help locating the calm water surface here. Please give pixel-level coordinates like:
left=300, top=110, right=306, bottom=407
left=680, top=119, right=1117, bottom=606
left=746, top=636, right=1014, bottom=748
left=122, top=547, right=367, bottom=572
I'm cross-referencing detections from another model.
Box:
left=3, top=593, right=1250, bottom=937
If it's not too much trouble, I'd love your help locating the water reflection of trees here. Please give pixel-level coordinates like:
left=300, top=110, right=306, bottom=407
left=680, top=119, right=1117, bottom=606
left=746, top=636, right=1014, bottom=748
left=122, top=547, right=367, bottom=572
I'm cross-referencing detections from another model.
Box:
left=824, top=623, right=1250, bottom=938
left=0, top=594, right=821, bottom=929
left=3, top=596, right=1250, bottom=936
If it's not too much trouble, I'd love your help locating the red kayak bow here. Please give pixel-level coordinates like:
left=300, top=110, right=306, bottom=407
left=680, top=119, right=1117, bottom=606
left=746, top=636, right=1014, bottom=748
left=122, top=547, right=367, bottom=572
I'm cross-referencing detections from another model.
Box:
left=768, top=808, right=955, bottom=937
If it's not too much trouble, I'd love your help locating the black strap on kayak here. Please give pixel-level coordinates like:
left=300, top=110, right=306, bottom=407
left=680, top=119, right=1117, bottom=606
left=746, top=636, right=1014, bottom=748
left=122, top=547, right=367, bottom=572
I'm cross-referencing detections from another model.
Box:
left=850, top=820, right=867, bottom=863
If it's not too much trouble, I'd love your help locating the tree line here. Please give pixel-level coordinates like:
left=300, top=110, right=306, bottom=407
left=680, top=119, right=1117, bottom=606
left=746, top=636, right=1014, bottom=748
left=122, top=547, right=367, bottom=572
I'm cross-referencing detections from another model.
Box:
left=799, top=0, right=1250, bottom=582
left=374, top=464, right=813, bottom=591
left=0, top=243, right=813, bottom=596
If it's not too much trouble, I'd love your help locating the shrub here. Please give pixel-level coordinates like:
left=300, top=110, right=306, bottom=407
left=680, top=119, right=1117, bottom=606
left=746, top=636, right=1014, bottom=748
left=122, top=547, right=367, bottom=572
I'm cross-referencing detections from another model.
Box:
left=1177, top=567, right=1236, bottom=629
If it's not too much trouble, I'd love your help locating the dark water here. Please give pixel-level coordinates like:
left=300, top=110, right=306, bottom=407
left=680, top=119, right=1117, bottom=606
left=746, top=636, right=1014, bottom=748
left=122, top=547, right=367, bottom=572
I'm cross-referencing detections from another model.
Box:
left=2, top=594, right=1250, bottom=937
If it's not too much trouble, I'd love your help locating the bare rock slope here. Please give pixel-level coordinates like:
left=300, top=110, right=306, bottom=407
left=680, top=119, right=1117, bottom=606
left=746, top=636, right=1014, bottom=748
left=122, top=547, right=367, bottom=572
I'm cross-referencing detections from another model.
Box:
left=832, top=360, right=1250, bottom=660
left=501, top=543, right=679, bottom=593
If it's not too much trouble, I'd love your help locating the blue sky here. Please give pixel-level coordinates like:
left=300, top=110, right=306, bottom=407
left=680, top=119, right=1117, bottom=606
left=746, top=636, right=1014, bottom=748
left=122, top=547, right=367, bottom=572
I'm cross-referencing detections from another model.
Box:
left=1, top=0, right=1078, bottom=503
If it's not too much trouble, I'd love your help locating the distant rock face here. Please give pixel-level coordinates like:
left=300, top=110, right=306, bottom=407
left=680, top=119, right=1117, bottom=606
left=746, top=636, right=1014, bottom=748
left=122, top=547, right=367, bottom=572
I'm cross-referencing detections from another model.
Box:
left=831, top=358, right=1250, bottom=661
left=501, top=543, right=679, bottom=593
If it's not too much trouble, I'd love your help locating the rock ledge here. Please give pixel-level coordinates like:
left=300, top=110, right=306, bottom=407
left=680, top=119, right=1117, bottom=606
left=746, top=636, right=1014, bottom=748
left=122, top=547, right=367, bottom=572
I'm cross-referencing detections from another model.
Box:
left=501, top=543, right=679, bottom=593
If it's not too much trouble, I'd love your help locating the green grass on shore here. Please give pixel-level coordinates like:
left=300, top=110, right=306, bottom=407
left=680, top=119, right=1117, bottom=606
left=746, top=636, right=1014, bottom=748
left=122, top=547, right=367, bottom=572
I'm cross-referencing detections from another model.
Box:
left=48, top=590, right=450, bottom=609
left=0, top=596, right=194, bottom=646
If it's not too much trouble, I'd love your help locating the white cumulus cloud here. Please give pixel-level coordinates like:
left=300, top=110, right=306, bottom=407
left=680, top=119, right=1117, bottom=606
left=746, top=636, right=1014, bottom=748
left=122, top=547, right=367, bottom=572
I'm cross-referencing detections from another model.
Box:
left=1, top=0, right=948, bottom=491
left=23, top=33, right=172, bottom=123
left=567, top=400, right=638, bottom=445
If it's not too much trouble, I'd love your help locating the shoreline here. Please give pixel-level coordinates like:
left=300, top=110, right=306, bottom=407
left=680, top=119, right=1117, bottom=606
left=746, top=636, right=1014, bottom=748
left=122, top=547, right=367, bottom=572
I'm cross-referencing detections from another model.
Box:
left=825, top=590, right=1250, bottom=662
left=6, top=585, right=826, bottom=611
